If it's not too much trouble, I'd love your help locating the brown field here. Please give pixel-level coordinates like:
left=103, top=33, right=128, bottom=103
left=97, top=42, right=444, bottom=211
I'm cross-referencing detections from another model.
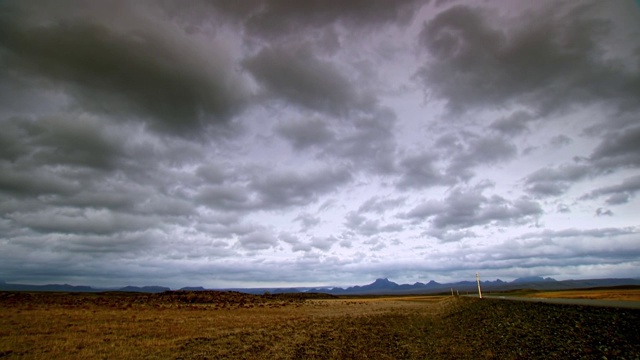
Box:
left=1, top=291, right=639, bottom=359
left=523, top=288, right=640, bottom=301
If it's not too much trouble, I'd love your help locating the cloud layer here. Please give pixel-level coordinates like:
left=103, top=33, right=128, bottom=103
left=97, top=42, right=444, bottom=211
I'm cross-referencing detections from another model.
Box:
left=1, top=0, right=639, bottom=288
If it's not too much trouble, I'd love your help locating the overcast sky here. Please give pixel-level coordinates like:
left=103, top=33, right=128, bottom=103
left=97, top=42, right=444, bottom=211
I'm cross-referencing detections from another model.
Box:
left=1, top=0, right=639, bottom=289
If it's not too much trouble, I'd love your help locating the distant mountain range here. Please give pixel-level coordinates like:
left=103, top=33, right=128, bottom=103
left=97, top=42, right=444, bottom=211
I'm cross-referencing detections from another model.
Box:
left=0, top=281, right=169, bottom=293
left=1, top=277, right=639, bottom=294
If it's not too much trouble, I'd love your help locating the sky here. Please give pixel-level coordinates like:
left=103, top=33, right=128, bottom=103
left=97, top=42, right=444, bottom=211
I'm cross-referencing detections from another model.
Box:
left=1, top=0, right=639, bottom=289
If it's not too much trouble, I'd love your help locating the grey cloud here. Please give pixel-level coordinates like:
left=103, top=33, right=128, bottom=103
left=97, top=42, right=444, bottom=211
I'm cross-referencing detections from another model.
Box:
left=7, top=207, right=158, bottom=235
left=417, top=3, right=640, bottom=115
left=525, top=182, right=570, bottom=198
left=345, top=212, right=404, bottom=236
left=197, top=166, right=351, bottom=211
left=525, top=126, right=640, bottom=198
left=396, top=153, right=447, bottom=190
left=517, top=227, right=636, bottom=240
left=284, top=234, right=337, bottom=253
left=549, top=135, right=573, bottom=148
left=581, top=175, right=640, bottom=205
left=0, top=1, right=247, bottom=135
left=309, top=236, right=338, bottom=252
left=197, top=185, right=253, bottom=211
left=401, top=200, right=445, bottom=220
left=446, top=135, right=518, bottom=180
left=196, top=220, right=258, bottom=240
left=0, top=114, right=126, bottom=171
left=325, top=108, right=398, bottom=174
left=240, top=0, right=426, bottom=39
left=243, top=46, right=375, bottom=116
left=196, top=164, right=228, bottom=185
left=0, top=167, right=80, bottom=198
left=466, top=227, right=640, bottom=274
left=590, top=126, right=640, bottom=170
left=357, top=196, right=406, bottom=214
left=397, top=132, right=518, bottom=190
left=237, top=231, right=278, bottom=251
left=277, top=109, right=398, bottom=175
left=604, top=193, right=630, bottom=205
left=404, top=185, right=542, bottom=231
left=294, top=213, right=321, bottom=229
left=275, top=118, right=335, bottom=150
left=595, top=208, right=613, bottom=217
left=252, top=167, right=352, bottom=208
left=490, top=111, right=534, bottom=136
left=423, top=228, right=475, bottom=243
left=524, top=164, right=591, bottom=198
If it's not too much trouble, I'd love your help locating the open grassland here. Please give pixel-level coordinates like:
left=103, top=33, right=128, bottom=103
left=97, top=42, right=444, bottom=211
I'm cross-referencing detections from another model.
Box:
left=1, top=291, right=639, bottom=359
left=522, top=287, right=640, bottom=301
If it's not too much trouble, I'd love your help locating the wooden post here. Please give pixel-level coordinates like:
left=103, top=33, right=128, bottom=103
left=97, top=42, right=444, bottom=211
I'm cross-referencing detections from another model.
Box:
left=476, top=272, right=483, bottom=299
left=451, top=288, right=454, bottom=296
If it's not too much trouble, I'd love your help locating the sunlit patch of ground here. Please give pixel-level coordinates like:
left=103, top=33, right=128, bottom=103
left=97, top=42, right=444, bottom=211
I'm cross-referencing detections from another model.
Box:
left=524, top=289, right=640, bottom=301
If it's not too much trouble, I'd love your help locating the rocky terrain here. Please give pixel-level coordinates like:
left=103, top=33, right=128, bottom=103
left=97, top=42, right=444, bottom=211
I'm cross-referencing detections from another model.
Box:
left=429, top=297, right=640, bottom=359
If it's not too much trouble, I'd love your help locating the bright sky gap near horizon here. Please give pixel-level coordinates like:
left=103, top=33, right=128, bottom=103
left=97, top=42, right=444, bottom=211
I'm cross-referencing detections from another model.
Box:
left=1, top=0, right=639, bottom=289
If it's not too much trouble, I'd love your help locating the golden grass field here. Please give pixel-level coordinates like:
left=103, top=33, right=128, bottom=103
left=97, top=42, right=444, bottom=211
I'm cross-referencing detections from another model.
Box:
left=1, top=290, right=639, bottom=359
left=523, top=289, right=640, bottom=301
left=0, top=292, right=453, bottom=359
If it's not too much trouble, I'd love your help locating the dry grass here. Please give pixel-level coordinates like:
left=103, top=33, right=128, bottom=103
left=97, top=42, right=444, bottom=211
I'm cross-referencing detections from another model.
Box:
left=1, top=291, right=638, bottom=359
left=0, top=292, right=451, bottom=359
left=524, top=289, right=640, bottom=301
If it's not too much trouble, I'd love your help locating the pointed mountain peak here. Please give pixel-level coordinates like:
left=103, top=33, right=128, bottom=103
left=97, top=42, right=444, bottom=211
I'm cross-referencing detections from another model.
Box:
left=367, top=278, right=398, bottom=289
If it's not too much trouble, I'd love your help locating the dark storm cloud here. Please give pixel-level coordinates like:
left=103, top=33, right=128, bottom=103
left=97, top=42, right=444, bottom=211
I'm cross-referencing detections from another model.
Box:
left=403, top=184, right=542, bottom=236
left=7, top=208, right=158, bottom=236
left=0, top=167, right=80, bottom=198
left=243, top=45, right=375, bottom=116
left=0, top=114, right=125, bottom=171
left=590, top=126, right=640, bottom=170
left=0, top=1, right=247, bottom=135
left=1, top=0, right=638, bottom=287
left=238, top=0, right=427, bottom=39
left=273, top=109, right=397, bottom=175
left=275, top=118, right=335, bottom=150
left=417, top=3, right=640, bottom=115
left=197, top=166, right=352, bottom=211
left=489, top=111, right=535, bottom=136
left=252, top=167, right=352, bottom=208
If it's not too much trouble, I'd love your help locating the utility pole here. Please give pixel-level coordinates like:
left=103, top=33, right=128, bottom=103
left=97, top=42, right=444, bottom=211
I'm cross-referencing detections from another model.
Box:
left=476, top=272, right=483, bottom=299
